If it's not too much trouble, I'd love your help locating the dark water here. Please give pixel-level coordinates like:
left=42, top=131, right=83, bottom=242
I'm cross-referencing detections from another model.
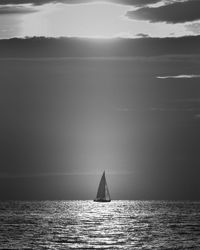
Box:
left=0, top=201, right=200, bottom=249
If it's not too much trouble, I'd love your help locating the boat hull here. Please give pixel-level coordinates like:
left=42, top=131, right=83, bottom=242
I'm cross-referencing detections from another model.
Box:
left=93, top=199, right=111, bottom=202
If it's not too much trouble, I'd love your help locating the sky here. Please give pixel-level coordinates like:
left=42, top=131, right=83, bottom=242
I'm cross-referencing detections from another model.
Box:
left=0, top=0, right=200, bottom=200
left=0, top=0, right=200, bottom=38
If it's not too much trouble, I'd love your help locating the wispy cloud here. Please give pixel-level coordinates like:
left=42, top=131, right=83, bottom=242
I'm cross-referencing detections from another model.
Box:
left=157, top=74, right=200, bottom=79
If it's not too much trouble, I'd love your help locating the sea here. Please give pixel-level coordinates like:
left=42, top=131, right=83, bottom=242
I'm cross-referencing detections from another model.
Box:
left=0, top=201, right=200, bottom=249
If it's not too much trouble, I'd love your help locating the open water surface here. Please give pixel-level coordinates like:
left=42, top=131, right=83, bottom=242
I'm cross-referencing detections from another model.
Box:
left=0, top=201, right=200, bottom=249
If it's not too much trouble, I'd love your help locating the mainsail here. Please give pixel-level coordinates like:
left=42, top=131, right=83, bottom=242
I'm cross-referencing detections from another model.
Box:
left=94, top=171, right=111, bottom=202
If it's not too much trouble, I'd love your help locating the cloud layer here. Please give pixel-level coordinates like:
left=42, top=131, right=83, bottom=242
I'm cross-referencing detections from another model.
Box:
left=0, top=5, right=37, bottom=14
left=1, top=36, right=200, bottom=58
left=126, top=0, right=200, bottom=23
left=0, top=0, right=160, bottom=7
left=0, top=0, right=200, bottom=30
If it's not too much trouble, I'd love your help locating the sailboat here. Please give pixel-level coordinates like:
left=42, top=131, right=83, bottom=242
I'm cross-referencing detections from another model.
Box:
left=94, top=171, right=111, bottom=202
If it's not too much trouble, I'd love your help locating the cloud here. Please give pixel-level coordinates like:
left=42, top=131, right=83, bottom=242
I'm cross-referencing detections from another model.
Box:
left=1, top=36, right=200, bottom=58
left=95, top=0, right=161, bottom=7
left=157, top=74, right=200, bottom=79
left=186, top=22, right=200, bottom=34
left=0, top=0, right=160, bottom=7
left=126, top=0, right=200, bottom=24
left=0, top=5, right=37, bottom=15
left=136, top=33, right=150, bottom=38
left=0, top=0, right=50, bottom=5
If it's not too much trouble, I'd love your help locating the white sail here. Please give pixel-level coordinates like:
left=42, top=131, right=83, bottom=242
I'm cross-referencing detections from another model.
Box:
left=94, top=171, right=111, bottom=202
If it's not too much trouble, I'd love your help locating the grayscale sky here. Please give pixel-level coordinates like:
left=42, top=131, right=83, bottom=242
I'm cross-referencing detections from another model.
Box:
left=0, top=0, right=200, bottom=200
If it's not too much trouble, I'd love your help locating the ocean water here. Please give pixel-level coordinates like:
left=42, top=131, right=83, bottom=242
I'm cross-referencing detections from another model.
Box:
left=0, top=201, right=200, bottom=249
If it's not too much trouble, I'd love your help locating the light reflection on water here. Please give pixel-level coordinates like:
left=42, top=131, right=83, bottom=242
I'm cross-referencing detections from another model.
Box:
left=0, top=201, right=200, bottom=249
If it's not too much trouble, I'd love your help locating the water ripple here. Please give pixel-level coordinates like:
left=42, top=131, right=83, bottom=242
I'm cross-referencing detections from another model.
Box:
left=0, top=201, right=200, bottom=249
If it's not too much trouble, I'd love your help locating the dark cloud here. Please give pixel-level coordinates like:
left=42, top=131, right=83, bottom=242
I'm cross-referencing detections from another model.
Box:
left=126, top=0, right=200, bottom=23
left=1, top=36, right=200, bottom=58
left=0, top=0, right=49, bottom=5
left=0, top=0, right=160, bottom=7
left=0, top=6, right=37, bottom=14
left=136, top=33, right=150, bottom=38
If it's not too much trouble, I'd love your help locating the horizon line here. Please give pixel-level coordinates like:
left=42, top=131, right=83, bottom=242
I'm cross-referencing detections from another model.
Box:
left=1, top=34, right=200, bottom=41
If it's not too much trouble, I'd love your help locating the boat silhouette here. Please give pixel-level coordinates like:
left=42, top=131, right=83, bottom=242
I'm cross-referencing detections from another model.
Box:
left=94, top=171, right=111, bottom=202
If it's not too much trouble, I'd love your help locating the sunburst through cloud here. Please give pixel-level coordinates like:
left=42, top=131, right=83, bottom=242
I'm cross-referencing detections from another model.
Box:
left=0, top=0, right=200, bottom=249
